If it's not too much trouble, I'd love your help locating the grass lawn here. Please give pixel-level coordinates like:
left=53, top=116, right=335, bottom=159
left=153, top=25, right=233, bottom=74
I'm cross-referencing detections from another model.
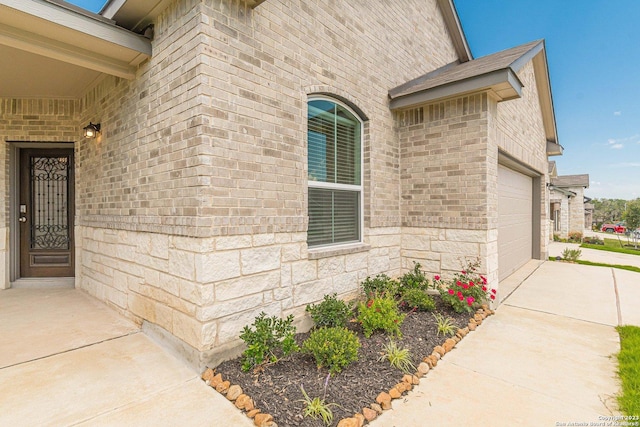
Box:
left=616, top=325, right=640, bottom=416
left=581, top=238, right=640, bottom=256
left=572, top=260, right=640, bottom=273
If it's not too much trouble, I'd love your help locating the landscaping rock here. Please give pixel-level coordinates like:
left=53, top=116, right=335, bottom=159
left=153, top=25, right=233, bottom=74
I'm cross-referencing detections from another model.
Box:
left=395, top=382, right=408, bottom=393
left=444, top=338, right=456, bottom=352
left=432, top=350, right=441, bottom=360
left=428, top=354, right=439, bottom=367
left=246, top=409, right=261, bottom=419
left=468, top=322, right=477, bottom=331
left=216, top=380, right=230, bottom=394
left=210, top=373, right=223, bottom=388
left=389, top=387, right=401, bottom=399
left=226, top=384, right=243, bottom=401
left=370, top=403, right=383, bottom=414
left=202, top=368, right=214, bottom=382
left=337, top=417, right=359, bottom=427
left=363, top=407, right=378, bottom=422
left=434, top=345, right=445, bottom=357
left=254, top=413, right=273, bottom=427
left=474, top=313, right=484, bottom=323
left=354, top=412, right=365, bottom=427
left=417, top=362, right=430, bottom=376
left=401, top=374, right=413, bottom=384
left=376, top=392, right=392, bottom=410
left=235, top=394, right=251, bottom=410
left=452, top=335, right=461, bottom=343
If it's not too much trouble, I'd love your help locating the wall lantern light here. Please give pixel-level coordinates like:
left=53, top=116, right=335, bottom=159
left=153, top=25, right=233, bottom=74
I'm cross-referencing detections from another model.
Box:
left=83, top=122, right=101, bottom=139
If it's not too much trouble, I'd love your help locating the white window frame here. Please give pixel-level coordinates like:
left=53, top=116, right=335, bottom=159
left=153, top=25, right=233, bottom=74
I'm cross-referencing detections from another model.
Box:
left=307, top=95, right=364, bottom=248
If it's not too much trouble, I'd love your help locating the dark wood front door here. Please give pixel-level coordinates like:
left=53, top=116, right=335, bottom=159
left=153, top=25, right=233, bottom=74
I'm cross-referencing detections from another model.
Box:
left=19, top=148, right=75, bottom=277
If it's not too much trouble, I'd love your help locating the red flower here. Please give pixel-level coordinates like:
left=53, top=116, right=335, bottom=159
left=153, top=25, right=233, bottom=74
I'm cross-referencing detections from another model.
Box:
left=490, top=294, right=496, bottom=300
left=467, top=296, right=475, bottom=306
left=458, top=295, right=464, bottom=301
left=481, top=276, right=487, bottom=284
left=434, top=275, right=440, bottom=281
left=448, top=289, right=455, bottom=295
left=482, top=285, right=487, bottom=292
left=491, top=289, right=497, bottom=295
left=367, top=300, right=373, bottom=308
left=457, top=291, right=463, bottom=298
left=461, top=270, right=467, bottom=275
left=469, top=281, right=474, bottom=287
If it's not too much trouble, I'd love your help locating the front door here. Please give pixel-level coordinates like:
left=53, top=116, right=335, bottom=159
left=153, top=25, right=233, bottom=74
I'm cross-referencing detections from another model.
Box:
left=19, top=148, right=75, bottom=277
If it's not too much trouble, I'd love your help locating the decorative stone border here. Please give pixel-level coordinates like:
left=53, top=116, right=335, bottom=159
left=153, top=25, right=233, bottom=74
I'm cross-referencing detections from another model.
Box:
left=201, top=305, right=495, bottom=427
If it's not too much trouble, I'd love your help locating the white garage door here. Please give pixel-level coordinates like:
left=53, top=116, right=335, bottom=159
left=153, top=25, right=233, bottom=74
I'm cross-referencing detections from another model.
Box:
left=498, top=164, right=533, bottom=280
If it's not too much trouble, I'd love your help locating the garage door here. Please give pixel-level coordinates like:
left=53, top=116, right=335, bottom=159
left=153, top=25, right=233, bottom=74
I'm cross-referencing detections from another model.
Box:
left=498, top=164, right=533, bottom=280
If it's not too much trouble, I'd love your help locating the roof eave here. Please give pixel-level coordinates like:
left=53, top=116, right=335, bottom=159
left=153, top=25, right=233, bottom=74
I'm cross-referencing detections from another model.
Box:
left=389, top=68, right=522, bottom=110
left=0, top=0, right=151, bottom=79
left=546, top=140, right=564, bottom=156
left=436, top=0, right=472, bottom=62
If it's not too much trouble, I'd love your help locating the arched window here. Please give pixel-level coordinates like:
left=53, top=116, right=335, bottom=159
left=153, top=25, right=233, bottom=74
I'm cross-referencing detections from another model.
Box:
left=307, top=97, right=363, bottom=247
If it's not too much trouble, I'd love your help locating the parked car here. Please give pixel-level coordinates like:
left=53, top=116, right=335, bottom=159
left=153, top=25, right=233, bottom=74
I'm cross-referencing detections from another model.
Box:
left=601, top=223, right=626, bottom=233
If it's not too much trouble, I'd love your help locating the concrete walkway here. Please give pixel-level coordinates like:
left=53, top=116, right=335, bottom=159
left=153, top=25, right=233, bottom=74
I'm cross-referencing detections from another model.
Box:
left=0, top=288, right=252, bottom=427
left=371, top=246, right=640, bottom=427
left=2, top=244, right=638, bottom=426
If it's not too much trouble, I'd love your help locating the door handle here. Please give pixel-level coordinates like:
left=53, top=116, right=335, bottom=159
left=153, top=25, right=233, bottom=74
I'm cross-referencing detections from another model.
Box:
left=19, top=217, right=27, bottom=223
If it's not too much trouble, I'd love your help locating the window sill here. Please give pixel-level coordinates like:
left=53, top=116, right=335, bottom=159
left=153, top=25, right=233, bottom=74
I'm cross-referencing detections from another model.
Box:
left=307, top=243, right=371, bottom=260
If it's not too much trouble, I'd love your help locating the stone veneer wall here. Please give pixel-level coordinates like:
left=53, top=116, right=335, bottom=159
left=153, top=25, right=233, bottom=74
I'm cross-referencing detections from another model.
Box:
left=72, top=0, right=461, bottom=368
left=568, top=186, right=586, bottom=234
left=0, top=99, right=79, bottom=288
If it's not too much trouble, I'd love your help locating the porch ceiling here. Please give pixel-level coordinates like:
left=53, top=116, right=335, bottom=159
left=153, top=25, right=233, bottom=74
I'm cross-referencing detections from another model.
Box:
left=0, top=0, right=152, bottom=98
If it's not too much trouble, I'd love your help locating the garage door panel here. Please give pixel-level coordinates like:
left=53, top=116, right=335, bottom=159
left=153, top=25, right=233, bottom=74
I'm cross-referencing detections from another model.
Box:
left=498, top=165, right=533, bottom=281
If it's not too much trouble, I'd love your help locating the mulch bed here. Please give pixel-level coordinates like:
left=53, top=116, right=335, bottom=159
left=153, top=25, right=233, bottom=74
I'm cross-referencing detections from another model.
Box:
left=206, top=297, right=485, bottom=427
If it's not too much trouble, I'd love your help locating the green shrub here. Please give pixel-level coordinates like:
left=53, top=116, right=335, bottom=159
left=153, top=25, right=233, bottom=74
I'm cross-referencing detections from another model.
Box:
left=398, top=262, right=432, bottom=293
left=568, top=231, right=583, bottom=243
left=239, top=312, right=299, bottom=372
left=302, top=327, right=360, bottom=374
left=378, top=339, right=415, bottom=374
left=561, top=248, right=582, bottom=262
left=583, top=236, right=604, bottom=245
left=399, top=288, right=436, bottom=312
left=306, top=293, right=352, bottom=328
left=361, top=274, right=399, bottom=299
left=298, top=386, right=340, bottom=426
left=357, top=296, right=405, bottom=338
left=437, top=258, right=496, bottom=313
left=433, top=313, right=457, bottom=337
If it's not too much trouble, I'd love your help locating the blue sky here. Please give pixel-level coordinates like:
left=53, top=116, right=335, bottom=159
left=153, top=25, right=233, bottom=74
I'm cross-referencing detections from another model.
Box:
left=70, top=0, right=637, bottom=199
left=66, top=0, right=105, bottom=13
left=454, top=0, right=640, bottom=200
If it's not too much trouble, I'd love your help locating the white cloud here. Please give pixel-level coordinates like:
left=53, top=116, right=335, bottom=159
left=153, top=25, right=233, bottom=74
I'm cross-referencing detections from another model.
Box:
left=590, top=180, right=601, bottom=185
left=614, top=111, right=622, bottom=116
left=611, top=143, right=624, bottom=149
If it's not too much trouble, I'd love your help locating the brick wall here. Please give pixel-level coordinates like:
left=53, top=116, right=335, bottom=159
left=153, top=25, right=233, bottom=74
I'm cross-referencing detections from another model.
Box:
left=0, top=99, right=79, bottom=288
left=69, top=0, right=460, bottom=367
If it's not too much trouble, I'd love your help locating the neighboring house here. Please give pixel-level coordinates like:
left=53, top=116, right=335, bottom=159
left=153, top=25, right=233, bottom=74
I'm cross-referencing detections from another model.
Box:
left=549, top=173, right=590, bottom=238
left=0, top=0, right=562, bottom=369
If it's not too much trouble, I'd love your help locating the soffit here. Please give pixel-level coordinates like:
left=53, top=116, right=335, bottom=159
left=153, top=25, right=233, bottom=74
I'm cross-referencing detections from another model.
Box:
left=0, top=0, right=152, bottom=98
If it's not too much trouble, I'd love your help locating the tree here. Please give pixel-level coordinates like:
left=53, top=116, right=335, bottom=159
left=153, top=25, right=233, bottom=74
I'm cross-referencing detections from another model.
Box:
left=623, top=200, right=640, bottom=249
left=592, top=198, right=627, bottom=225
